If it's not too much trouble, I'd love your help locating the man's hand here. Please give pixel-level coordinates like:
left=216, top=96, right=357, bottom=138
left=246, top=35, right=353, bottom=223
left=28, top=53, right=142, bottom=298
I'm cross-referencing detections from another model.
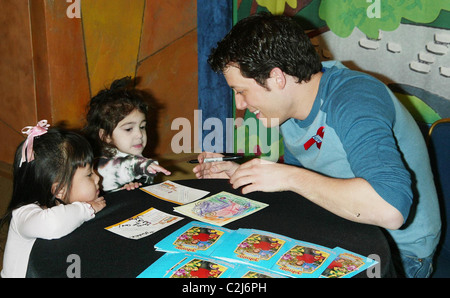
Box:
left=229, top=158, right=292, bottom=194
left=192, top=152, right=240, bottom=179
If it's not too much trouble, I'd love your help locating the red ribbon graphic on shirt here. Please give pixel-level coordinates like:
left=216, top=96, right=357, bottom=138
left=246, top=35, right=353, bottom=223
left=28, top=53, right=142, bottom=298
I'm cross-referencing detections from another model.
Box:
left=304, top=126, right=325, bottom=150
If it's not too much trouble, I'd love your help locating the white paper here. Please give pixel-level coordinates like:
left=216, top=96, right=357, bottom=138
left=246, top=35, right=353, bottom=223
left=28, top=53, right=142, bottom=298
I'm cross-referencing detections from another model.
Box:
left=140, top=181, right=210, bottom=205
left=105, top=208, right=183, bottom=240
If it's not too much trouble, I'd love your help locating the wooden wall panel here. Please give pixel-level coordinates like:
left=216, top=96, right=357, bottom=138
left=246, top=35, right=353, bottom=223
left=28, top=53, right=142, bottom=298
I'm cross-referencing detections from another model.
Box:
left=0, top=0, right=36, bottom=164
left=81, top=0, right=145, bottom=95
left=36, top=0, right=91, bottom=128
left=137, top=30, right=198, bottom=156
left=0, top=0, right=199, bottom=164
left=139, top=0, right=197, bottom=59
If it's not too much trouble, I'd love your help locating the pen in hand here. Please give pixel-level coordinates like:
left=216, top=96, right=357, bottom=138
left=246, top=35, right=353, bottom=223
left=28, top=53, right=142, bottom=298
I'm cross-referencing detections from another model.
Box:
left=188, top=155, right=243, bottom=164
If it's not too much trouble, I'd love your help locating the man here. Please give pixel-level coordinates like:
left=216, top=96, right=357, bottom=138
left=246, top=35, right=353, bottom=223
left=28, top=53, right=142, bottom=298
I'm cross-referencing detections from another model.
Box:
left=193, top=13, right=441, bottom=278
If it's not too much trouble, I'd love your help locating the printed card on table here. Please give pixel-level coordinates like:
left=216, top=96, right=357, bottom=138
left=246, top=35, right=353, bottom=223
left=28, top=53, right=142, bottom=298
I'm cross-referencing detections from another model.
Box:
left=155, top=221, right=234, bottom=256
left=173, top=191, right=268, bottom=226
left=272, top=240, right=337, bottom=278
left=231, top=264, right=289, bottom=278
left=320, top=247, right=379, bottom=278
left=141, top=180, right=210, bottom=205
left=211, top=228, right=292, bottom=270
left=137, top=253, right=237, bottom=278
left=104, top=207, right=183, bottom=240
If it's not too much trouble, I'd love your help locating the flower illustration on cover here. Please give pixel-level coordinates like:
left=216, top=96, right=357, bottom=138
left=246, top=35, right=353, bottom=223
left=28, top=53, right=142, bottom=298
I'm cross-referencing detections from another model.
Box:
left=171, top=259, right=227, bottom=278
left=276, top=245, right=330, bottom=275
left=321, top=253, right=365, bottom=278
left=234, top=234, right=285, bottom=261
left=173, top=226, right=224, bottom=252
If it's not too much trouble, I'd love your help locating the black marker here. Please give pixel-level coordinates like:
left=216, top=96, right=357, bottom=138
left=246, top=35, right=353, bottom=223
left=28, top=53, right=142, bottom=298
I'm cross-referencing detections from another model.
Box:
left=188, top=155, right=243, bottom=164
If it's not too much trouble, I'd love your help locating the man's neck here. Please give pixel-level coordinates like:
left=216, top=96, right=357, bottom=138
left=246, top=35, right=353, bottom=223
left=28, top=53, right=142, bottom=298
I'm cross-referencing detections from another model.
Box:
left=290, top=71, right=323, bottom=120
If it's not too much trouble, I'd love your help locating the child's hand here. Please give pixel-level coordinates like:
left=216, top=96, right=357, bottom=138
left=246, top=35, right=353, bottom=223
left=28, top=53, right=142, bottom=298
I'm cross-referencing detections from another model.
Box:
left=147, top=162, right=171, bottom=176
left=121, top=181, right=142, bottom=191
left=89, top=197, right=106, bottom=213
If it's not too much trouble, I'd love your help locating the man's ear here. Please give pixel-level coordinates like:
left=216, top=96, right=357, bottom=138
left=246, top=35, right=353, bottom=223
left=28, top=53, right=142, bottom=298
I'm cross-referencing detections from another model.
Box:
left=269, top=67, right=286, bottom=89
left=99, top=129, right=112, bottom=143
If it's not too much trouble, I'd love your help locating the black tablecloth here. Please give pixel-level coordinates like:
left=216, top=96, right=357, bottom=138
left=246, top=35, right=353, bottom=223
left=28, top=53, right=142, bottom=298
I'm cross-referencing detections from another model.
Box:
left=26, top=179, right=394, bottom=278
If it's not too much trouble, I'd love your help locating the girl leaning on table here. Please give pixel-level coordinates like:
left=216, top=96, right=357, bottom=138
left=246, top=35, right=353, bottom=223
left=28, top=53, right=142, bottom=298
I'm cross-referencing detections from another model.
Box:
left=0, top=121, right=106, bottom=278
left=83, top=77, right=171, bottom=193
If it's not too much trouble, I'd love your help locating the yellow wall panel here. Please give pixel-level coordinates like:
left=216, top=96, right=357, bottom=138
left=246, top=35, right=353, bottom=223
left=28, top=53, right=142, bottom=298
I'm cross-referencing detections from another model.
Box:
left=139, top=0, right=197, bottom=59
left=137, top=30, right=198, bottom=156
left=81, top=0, right=145, bottom=95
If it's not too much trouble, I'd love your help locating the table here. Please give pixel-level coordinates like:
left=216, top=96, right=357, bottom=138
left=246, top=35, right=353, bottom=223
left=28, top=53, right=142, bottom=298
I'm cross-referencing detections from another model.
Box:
left=26, top=179, right=395, bottom=278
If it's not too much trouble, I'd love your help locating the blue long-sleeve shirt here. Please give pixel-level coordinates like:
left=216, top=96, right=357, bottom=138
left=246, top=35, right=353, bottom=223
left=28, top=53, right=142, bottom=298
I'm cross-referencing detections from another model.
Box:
left=281, top=61, right=441, bottom=258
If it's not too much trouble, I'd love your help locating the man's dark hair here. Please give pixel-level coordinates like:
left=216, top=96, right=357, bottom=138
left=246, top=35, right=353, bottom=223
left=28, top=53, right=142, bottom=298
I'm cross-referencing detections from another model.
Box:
left=208, top=12, right=322, bottom=87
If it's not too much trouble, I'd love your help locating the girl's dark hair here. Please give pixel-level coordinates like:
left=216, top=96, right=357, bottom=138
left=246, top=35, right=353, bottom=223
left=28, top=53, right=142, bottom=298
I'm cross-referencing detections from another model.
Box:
left=208, top=12, right=322, bottom=87
left=84, top=76, right=149, bottom=157
left=0, top=128, right=94, bottom=226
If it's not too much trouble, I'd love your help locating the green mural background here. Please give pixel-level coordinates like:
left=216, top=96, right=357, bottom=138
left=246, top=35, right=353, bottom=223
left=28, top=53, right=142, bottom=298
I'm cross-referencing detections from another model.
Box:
left=233, top=0, right=450, bottom=161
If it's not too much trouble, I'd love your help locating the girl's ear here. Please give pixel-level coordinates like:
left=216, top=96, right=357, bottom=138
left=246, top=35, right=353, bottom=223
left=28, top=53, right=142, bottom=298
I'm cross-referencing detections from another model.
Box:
left=99, top=129, right=112, bottom=144
left=52, top=183, right=66, bottom=200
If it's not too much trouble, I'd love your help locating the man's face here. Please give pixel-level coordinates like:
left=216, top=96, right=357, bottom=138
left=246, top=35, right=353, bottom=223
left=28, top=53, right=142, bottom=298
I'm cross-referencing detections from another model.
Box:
left=223, top=65, right=285, bottom=128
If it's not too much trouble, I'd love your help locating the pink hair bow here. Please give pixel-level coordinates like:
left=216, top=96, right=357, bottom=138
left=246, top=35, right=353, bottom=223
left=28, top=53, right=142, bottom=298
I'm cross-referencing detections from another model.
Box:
left=20, top=120, right=50, bottom=167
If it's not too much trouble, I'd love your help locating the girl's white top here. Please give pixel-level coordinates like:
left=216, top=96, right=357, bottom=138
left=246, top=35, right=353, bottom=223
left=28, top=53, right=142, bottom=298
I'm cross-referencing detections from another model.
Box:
left=1, top=202, right=94, bottom=278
